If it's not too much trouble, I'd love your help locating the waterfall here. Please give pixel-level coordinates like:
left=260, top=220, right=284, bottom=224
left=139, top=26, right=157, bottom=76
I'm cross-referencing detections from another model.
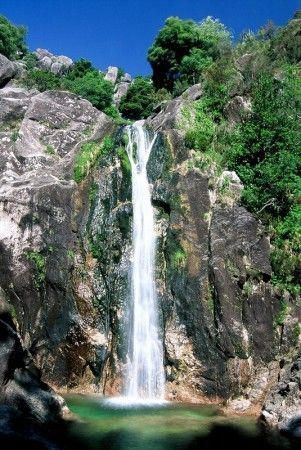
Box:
left=124, top=122, right=165, bottom=403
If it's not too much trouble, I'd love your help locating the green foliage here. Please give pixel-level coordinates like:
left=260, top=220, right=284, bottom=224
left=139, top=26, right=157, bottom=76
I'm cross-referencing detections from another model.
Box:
left=22, top=52, right=38, bottom=70
left=22, top=69, right=61, bottom=91
left=63, top=71, right=113, bottom=111
left=148, top=16, right=232, bottom=90
left=11, top=130, right=20, bottom=142
left=274, top=300, right=289, bottom=326
left=119, top=77, right=156, bottom=120
left=183, top=100, right=215, bottom=151
left=0, top=15, right=27, bottom=59
left=25, top=251, right=46, bottom=289
left=65, top=58, right=94, bottom=80
left=21, top=56, right=114, bottom=113
left=227, top=68, right=300, bottom=218
left=225, top=66, right=300, bottom=295
left=73, top=136, right=114, bottom=183
left=45, top=144, right=55, bottom=155
left=271, top=205, right=301, bottom=295
left=269, top=15, right=301, bottom=64
left=88, top=181, right=99, bottom=205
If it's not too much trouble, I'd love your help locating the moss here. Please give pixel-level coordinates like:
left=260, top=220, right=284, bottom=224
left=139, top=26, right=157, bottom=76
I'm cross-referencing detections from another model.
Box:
left=88, top=181, right=99, bottom=205
left=242, top=281, right=253, bottom=296
left=117, top=146, right=131, bottom=179
left=274, top=300, right=289, bottom=326
left=73, top=136, right=114, bottom=183
left=292, top=323, right=301, bottom=339
left=11, top=130, right=20, bottom=142
left=117, top=211, right=131, bottom=240
left=67, top=249, right=75, bottom=260
left=25, top=251, right=46, bottom=289
left=45, top=144, right=55, bottom=155
left=0, top=119, right=21, bottom=132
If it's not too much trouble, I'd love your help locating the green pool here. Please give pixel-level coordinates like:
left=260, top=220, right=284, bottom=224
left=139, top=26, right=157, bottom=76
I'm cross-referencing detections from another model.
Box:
left=64, top=395, right=268, bottom=450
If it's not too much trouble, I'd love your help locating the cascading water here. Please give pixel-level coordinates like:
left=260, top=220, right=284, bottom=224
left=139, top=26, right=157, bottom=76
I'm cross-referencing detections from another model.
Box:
left=122, top=122, right=165, bottom=404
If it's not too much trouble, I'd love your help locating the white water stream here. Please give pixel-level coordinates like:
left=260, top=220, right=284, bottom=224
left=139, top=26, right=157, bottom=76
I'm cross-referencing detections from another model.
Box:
left=123, top=123, right=165, bottom=403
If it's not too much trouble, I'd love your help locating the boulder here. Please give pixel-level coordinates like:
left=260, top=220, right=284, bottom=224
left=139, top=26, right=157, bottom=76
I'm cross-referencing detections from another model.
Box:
left=0, top=289, right=65, bottom=424
left=38, top=55, right=53, bottom=71
left=0, top=54, right=18, bottom=87
left=114, top=81, right=130, bottom=105
left=120, top=73, right=132, bottom=83
left=147, top=83, right=202, bottom=131
left=34, top=48, right=73, bottom=75
left=0, top=87, right=35, bottom=123
left=104, top=66, right=118, bottom=84
left=224, top=96, right=252, bottom=124
left=262, top=355, right=301, bottom=431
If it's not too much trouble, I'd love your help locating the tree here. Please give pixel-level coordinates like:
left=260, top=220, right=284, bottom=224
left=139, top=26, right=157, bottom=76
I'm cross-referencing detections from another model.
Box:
left=63, top=71, right=113, bottom=111
left=227, top=67, right=301, bottom=218
left=65, top=58, right=95, bottom=80
left=119, top=77, right=156, bottom=120
left=147, top=16, right=232, bottom=90
left=0, top=15, right=27, bottom=59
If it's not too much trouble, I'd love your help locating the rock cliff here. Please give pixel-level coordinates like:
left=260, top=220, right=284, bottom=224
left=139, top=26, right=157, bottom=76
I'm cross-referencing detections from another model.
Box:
left=0, top=54, right=299, bottom=428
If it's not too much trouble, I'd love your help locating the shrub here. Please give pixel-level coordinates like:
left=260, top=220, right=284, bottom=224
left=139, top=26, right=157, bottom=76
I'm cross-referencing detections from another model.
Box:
left=119, top=77, right=156, bottom=120
left=22, top=69, right=61, bottom=91
left=0, top=15, right=27, bottom=59
left=182, top=100, right=215, bottom=151
left=73, top=137, right=114, bottom=183
left=63, top=71, right=113, bottom=110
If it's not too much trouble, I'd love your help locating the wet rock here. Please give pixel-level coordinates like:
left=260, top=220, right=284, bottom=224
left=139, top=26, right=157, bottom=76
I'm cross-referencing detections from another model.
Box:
left=262, top=355, right=301, bottom=429
left=0, top=291, right=65, bottom=424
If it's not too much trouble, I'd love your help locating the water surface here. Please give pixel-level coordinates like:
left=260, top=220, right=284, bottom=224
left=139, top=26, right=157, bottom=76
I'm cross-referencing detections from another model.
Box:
left=65, top=395, right=261, bottom=450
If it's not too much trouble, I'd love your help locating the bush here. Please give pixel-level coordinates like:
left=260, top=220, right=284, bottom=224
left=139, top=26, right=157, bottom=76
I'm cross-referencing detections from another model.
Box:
left=0, top=15, right=27, bottom=59
left=119, top=77, right=156, bottom=120
left=227, top=67, right=300, bottom=217
left=63, top=71, right=113, bottom=110
left=184, top=100, right=215, bottom=151
left=73, top=136, right=114, bottom=183
left=22, top=69, right=61, bottom=91
left=65, top=58, right=95, bottom=80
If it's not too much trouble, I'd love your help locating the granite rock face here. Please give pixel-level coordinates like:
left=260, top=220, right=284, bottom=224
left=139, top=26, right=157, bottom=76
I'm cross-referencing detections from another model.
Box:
left=34, top=48, right=73, bottom=75
left=0, top=54, right=19, bottom=87
left=0, top=85, right=115, bottom=387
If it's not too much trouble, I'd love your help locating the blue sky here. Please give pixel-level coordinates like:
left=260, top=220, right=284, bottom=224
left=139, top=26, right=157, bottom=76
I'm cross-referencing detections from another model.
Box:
left=1, top=0, right=300, bottom=75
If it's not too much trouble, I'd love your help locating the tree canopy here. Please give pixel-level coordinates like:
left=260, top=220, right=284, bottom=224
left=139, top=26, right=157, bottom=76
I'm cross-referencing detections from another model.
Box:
left=147, top=16, right=232, bottom=90
left=0, top=15, right=27, bottom=59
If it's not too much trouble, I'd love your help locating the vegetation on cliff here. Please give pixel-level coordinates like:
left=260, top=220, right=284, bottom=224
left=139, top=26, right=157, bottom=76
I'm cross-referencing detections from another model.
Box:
left=146, top=13, right=301, bottom=296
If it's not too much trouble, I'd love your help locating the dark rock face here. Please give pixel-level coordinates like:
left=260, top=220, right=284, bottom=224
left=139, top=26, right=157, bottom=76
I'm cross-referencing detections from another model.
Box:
left=262, top=355, right=301, bottom=429
left=0, top=291, right=65, bottom=424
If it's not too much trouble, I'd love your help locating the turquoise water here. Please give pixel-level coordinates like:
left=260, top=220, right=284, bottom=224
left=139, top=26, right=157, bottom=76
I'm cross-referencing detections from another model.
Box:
left=65, top=395, right=260, bottom=450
